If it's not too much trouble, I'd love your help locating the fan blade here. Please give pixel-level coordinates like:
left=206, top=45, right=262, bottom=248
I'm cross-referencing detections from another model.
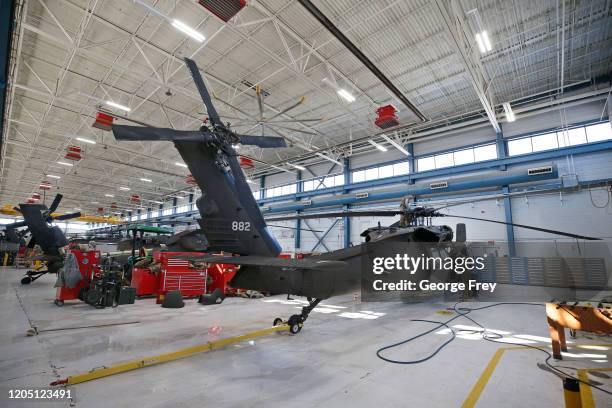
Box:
left=53, top=212, right=82, bottom=221
left=112, top=125, right=211, bottom=142
left=267, top=210, right=401, bottom=222
left=238, top=135, right=287, bottom=148
left=184, top=58, right=222, bottom=127
left=444, top=214, right=600, bottom=240
left=47, top=194, right=63, bottom=214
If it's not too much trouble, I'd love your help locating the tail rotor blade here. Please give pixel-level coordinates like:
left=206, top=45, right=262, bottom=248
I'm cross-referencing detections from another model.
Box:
left=444, top=214, right=600, bottom=240
left=112, top=125, right=212, bottom=142
left=238, top=135, right=287, bottom=148
left=184, top=58, right=222, bottom=127
left=53, top=212, right=82, bottom=221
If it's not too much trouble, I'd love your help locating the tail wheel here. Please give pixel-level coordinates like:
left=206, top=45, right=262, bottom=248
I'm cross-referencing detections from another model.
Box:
left=21, top=276, right=32, bottom=285
left=273, top=318, right=283, bottom=326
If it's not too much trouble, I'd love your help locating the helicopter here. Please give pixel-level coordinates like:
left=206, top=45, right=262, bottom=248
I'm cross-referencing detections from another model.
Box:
left=111, top=57, right=600, bottom=334
left=3, top=194, right=81, bottom=284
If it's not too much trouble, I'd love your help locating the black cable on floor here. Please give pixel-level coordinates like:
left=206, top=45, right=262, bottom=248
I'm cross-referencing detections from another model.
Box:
left=376, top=302, right=612, bottom=395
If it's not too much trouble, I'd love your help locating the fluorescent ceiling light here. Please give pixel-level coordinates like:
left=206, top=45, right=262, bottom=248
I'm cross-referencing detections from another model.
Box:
left=171, top=19, right=205, bottom=42
left=74, top=208, right=82, bottom=211
left=105, top=194, right=115, bottom=198
left=337, top=89, right=355, bottom=103
left=246, top=179, right=255, bottom=184
left=288, top=163, right=306, bottom=171
left=119, top=186, right=130, bottom=191
left=175, top=162, right=188, bottom=168
left=232, top=144, right=240, bottom=149
left=57, top=161, right=73, bottom=167
left=150, top=200, right=163, bottom=204
left=380, top=134, right=410, bottom=156
left=368, top=139, right=388, bottom=152
left=105, top=100, right=131, bottom=112
left=502, top=102, right=516, bottom=122
left=315, top=152, right=342, bottom=166
left=46, top=174, right=61, bottom=179
left=76, top=137, right=96, bottom=144
left=91, top=201, right=99, bottom=204
left=140, top=178, right=152, bottom=182
left=475, top=31, right=492, bottom=53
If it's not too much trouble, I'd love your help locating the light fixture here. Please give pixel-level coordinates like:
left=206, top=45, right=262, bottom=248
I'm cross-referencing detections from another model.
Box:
left=171, top=19, right=206, bottom=42
left=232, top=144, right=240, bottom=149
left=246, top=179, right=255, bottom=184
left=91, top=201, right=99, bottom=204
left=150, top=200, right=163, bottom=204
left=105, top=101, right=131, bottom=112
left=46, top=174, right=61, bottom=179
left=119, top=186, right=130, bottom=191
left=140, top=178, right=152, bottom=182
left=337, top=88, right=355, bottom=103
left=380, top=134, right=410, bottom=156
left=288, top=163, right=306, bottom=171
left=76, top=137, right=96, bottom=144
left=56, top=161, right=73, bottom=167
left=502, top=102, right=516, bottom=122
left=105, top=194, right=115, bottom=198
left=74, top=208, right=82, bottom=211
left=475, top=31, right=492, bottom=53
left=368, top=139, right=388, bottom=152
left=175, top=162, right=188, bottom=168
left=315, top=152, right=343, bottom=166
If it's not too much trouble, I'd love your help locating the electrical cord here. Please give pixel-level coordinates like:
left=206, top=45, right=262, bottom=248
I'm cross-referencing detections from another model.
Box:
left=376, top=302, right=612, bottom=395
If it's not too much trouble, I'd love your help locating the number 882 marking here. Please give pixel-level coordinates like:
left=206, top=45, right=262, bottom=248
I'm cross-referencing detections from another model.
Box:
left=231, top=221, right=250, bottom=231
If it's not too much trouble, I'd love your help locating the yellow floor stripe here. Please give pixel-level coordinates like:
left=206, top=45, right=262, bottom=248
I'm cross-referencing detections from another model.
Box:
left=462, top=344, right=612, bottom=408
left=578, top=368, right=612, bottom=408
left=52, top=324, right=289, bottom=386
left=461, top=348, right=506, bottom=408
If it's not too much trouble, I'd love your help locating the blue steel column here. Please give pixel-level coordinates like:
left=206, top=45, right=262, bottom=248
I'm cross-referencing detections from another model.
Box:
left=496, top=127, right=515, bottom=256
left=259, top=176, right=265, bottom=200
left=295, top=170, right=302, bottom=250
left=189, top=193, right=194, bottom=211
left=406, top=143, right=415, bottom=184
left=343, top=157, right=350, bottom=248
left=172, top=197, right=177, bottom=215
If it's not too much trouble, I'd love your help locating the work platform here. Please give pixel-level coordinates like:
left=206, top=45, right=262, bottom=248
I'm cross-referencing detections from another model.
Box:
left=0, top=267, right=610, bottom=407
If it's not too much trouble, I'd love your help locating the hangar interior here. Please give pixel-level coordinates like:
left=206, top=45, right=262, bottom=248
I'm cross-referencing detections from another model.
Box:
left=0, top=0, right=611, bottom=407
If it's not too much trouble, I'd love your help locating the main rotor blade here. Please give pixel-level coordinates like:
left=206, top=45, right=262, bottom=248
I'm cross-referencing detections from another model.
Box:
left=238, top=135, right=287, bottom=148
left=266, top=97, right=305, bottom=121
left=112, top=125, right=212, bottom=142
left=267, top=210, right=401, bottom=222
left=267, top=224, right=323, bottom=233
left=443, top=214, right=600, bottom=240
left=53, top=212, right=82, bottom=221
left=184, top=58, right=222, bottom=127
left=5, top=221, right=27, bottom=229
left=47, top=194, right=63, bottom=214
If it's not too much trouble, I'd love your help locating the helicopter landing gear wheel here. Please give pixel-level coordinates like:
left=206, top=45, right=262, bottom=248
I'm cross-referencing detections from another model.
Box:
left=283, top=297, right=322, bottom=334
left=21, top=276, right=32, bottom=285
left=273, top=317, right=283, bottom=326
left=54, top=299, right=64, bottom=307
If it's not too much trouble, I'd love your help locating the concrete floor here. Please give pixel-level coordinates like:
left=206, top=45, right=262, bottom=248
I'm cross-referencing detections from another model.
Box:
left=0, top=266, right=610, bottom=408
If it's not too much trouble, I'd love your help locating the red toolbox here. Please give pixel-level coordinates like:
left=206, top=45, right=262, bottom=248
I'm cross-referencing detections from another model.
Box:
left=55, top=249, right=100, bottom=306
left=155, top=252, right=207, bottom=303
left=131, top=266, right=159, bottom=296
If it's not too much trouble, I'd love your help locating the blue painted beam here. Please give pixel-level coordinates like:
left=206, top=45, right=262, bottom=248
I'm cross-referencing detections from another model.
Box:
left=343, top=157, right=350, bottom=248
left=502, top=186, right=516, bottom=257
left=257, top=140, right=612, bottom=205
left=312, top=218, right=339, bottom=252
left=263, top=167, right=559, bottom=214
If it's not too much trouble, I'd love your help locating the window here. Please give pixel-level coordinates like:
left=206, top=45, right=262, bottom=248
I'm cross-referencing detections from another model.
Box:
left=303, top=180, right=314, bottom=191
left=417, top=156, right=435, bottom=171
left=177, top=205, right=189, bottom=213
left=334, top=174, right=345, bottom=186
left=352, top=170, right=365, bottom=183
left=585, top=122, right=612, bottom=143
left=379, top=165, right=394, bottom=178
left=365, top=167, right=378, bottom=181
left=508, top=122, right=610, bottom=156
left=162, top=207, right=173, bottom=216
left=434, top=152, right=454, bottom=168
left=453, top=148, right=474, bottom=165
left=531, top=133, right=558, bottom=152
left=508, top=138, right=532, bottom=156
left=393, top=162, right=409, bottom=175
left=473, top=144, right=497, bottom=161
left=252, top=190, right=260, bottom=200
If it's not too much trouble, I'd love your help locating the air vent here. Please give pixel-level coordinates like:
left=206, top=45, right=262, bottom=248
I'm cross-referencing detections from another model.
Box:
left=301, top=200, right=312, bottom=206
left=356, top=192, right=369, bottom=199
left=197, top=0, right=247, bottom=22
left=429, top=181, right=448, bottom=190
left=527, top=166, right=553, bottom=176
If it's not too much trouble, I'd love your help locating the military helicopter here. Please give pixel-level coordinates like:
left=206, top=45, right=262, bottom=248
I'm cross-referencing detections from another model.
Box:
left=3, top=194, right=81, bottom=284
left=111, top=57, right=600, bottom=334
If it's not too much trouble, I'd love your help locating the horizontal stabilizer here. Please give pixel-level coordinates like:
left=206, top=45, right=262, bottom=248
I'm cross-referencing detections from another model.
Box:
left=177, top=254, right=347, bottom=271
left=112, top=125, right=213, bottom=142
left=238, top=135, right=287, bottom=148
left=54, top=212, right=81, bottom=221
